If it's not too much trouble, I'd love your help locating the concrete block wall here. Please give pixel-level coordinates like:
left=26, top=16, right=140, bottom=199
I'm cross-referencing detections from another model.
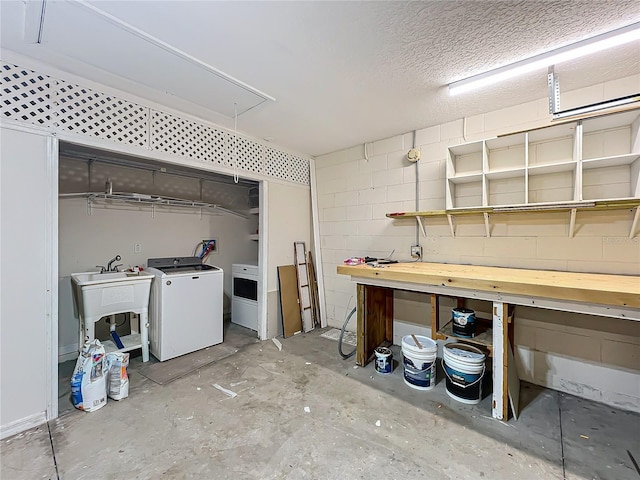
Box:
left=315, top=73, right=640, bottom=412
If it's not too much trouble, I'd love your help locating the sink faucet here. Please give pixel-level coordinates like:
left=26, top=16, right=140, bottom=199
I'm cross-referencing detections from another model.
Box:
left=107, top=255, right=122, bottom=272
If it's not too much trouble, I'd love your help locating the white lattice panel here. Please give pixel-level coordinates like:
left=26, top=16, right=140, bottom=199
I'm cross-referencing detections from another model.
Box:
left=265, top=147, right=288, bottom=178
left=151, top=111, right=229, bottom=166
left=0, top=64, right=52, bottom=126
left=53, top=83, right=148, bottom=147
left=265, top=147, right=310, bottom=184
left=229, top=136, right=264, bottom=174
left=2, top=61, right=310, bottom=185
left=287, top=154, right=310, bottom=184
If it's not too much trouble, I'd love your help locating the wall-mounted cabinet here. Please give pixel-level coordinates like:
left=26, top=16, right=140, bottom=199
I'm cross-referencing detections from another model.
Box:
left=446, top=110, right=640, bottom=210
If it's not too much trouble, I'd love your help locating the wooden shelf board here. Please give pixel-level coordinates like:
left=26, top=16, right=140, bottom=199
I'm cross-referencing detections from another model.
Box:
left=581, top=153, right=640, bottom=169
left=386, top=198, right=640, bottom=219
left=448, top=173, right=483, bottom=184
left=436, top=320, right=493, bottom=355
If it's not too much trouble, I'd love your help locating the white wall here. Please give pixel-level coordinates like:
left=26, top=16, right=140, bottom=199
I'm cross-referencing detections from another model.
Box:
left=266, top=182, right=312, bottom=338
left=58, top=156, right=258, bottom=359
left=315, top=74, right=640, bottom=412
left=1, top=127, right=55, bottom=437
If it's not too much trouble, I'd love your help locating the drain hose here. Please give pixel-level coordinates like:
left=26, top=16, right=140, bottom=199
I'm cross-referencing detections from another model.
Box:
left=339, top=307, right=357, bottom=359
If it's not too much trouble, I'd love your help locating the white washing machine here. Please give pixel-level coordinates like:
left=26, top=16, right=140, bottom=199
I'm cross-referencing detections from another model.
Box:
left=147, top=257, right=223, bottom=361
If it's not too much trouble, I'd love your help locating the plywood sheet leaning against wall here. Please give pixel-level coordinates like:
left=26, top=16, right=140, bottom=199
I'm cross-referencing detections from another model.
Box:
left=308, top=251, right=321, bottom=327
left=278, top=265, right=303, bottom=338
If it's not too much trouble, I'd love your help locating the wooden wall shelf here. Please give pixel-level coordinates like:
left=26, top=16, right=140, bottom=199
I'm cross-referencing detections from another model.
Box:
left=387, top=198, right=640, bottom=238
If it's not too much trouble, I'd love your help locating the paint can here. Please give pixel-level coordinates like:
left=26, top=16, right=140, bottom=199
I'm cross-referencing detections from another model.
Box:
left=401, top=335, right=438, bottom=390
left=452, top=308, right=476, bottom=337
left=443, top=343, right=486, bottom=404
left=374, top=347, right=393, bottom=375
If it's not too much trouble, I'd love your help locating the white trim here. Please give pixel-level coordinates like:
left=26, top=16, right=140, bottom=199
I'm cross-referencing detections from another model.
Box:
left=258, top=181, right=269, bottom=340
left=0, top=120, right=51, bottom=136
left=492, top=301, right=506, bottom=420
left=46, top=135, right=59, bottom=422
left=309, top=158, right=327, bottom=327
left=0, top=412, right=47, bottom=440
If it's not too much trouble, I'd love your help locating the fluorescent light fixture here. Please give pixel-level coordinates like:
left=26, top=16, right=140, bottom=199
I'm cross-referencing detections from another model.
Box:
left=449, top=22, right=640, bottom=95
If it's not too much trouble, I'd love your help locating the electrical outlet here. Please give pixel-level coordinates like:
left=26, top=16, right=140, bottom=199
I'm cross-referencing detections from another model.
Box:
left=410, top=245, right=422, bottom=258
left=134, top=243, right=142, bottom=254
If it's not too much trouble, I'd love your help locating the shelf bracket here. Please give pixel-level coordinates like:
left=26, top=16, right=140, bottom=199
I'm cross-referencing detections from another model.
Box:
left=415, top=216, right=427, bottom=237
left=446, top=214, right=456, bottom=238
left=484, top=212, right=491, bottom=238
left=548, top=66, right=561, bottom=114
left=569, top=208, right=577, bottom=238
left=86, top=197, right=92, bottom=216
left=630, top=207, right=640, bottom=239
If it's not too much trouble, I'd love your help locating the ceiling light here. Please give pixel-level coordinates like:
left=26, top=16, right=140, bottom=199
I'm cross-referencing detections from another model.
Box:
left=449, top=22, right=640, bottom=95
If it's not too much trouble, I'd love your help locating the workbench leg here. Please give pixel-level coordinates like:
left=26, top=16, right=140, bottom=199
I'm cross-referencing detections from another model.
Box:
left=430, top=294, right=440, bottom=340
left=356, top=284, right=366, bottom=366
left=356, top=284, right=393, bottom=367
left=492, top=301, right=509, bottom=420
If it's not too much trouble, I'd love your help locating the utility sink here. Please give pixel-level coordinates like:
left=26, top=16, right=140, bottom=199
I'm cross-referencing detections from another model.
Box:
left=72, top=271, right=153, bottom=287
left=71, top=271, right=154, bottom=322
left=71, top=270, right=154, bottom=362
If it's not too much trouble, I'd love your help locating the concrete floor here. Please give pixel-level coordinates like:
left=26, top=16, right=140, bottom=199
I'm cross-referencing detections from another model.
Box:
left=2, top=325, right=639, bottom=480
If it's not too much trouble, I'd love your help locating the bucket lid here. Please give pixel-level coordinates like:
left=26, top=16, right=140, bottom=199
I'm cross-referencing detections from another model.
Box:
left=452, top=308, right=475, bottom=315
left=444, top=342, right=485, bottom=361
left=374, top=346, right=392, bottom=356
left=402, top=335, right=437, bottom=352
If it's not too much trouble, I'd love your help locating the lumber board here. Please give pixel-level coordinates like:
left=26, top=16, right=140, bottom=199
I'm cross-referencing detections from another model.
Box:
left=337, top=262, right=640, bottom=309
left=278, top=265, right=303, bottom=338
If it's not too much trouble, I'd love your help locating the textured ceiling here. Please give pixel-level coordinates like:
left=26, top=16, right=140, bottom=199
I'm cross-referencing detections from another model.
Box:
left=1, top=1, right=639, bottom=156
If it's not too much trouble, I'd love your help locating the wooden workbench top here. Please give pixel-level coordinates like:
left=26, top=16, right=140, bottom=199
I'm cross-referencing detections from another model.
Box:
left=337, top=262, right=640, bottom=309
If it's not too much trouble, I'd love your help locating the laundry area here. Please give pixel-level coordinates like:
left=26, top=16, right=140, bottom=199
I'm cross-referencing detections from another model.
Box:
left=1, top=2, right=639, bottom=480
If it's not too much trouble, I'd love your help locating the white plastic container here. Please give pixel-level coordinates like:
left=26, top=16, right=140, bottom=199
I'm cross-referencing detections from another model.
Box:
left=401, top=335, right=438, bottom=390
left=443, top=343, right=486, bottom=404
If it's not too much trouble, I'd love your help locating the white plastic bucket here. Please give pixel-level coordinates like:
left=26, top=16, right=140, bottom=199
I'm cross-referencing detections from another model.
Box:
left=402, top=335, right=438, bottom=390
left=443, top=343, right=486, bottom=404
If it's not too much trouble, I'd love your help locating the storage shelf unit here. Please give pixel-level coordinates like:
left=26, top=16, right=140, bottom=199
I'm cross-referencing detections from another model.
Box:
left=446, top=110, right=639, bottom=210
left=398, top=109, right=640, bottom=238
